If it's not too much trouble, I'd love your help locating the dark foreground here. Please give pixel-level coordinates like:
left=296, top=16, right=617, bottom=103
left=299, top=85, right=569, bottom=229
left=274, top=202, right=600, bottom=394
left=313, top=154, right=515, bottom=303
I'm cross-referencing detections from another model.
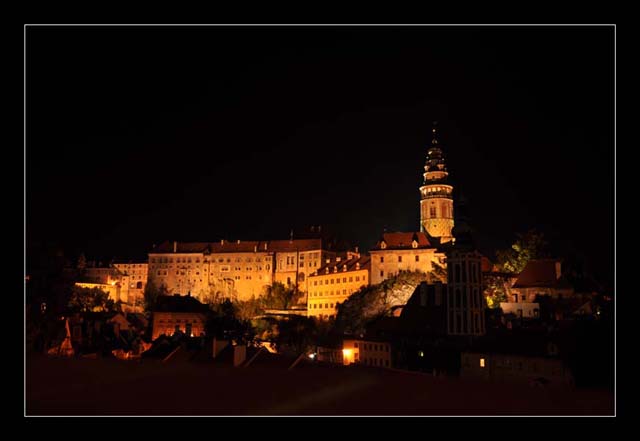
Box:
left=26, top=355, right=614, bottom=416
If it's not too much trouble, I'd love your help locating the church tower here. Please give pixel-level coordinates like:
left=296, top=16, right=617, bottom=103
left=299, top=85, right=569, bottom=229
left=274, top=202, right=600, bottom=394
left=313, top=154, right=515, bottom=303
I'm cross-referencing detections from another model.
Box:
left=419, top=122, right=454, bottom=243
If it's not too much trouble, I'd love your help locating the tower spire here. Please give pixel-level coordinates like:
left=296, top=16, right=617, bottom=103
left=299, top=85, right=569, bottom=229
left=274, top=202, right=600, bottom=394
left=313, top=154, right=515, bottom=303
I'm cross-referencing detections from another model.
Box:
left=419, top=122, right=454, bottom=243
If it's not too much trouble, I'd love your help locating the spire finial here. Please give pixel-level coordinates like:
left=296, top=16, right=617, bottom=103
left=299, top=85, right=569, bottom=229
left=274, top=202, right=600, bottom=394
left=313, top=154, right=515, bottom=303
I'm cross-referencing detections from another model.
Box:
left=431, top=121, right=438, bottom=145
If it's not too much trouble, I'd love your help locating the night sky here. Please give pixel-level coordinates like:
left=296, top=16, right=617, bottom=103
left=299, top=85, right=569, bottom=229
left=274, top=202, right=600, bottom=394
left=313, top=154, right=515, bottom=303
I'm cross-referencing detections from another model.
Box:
left=26, top=26, right=614, bottom=285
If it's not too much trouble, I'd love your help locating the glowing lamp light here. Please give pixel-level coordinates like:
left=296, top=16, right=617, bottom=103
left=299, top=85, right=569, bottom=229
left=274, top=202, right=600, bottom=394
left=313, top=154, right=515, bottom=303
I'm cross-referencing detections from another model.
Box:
left=342, top=349, right=353, bottom=359
left=418, top=351, right=424, bottom=357
left=480, top=358, right=486, bottom=368
left=308, top=353, right=316, bottom=359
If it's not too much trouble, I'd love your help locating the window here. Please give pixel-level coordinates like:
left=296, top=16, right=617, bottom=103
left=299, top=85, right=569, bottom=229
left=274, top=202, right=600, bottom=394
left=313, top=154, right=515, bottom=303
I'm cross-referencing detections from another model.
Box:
left=415, top=255, right=419, bottom=262
left=480, top=358, right=485, bottom=368
left=380, top=271, right=384, bottom=277
left=398, top=256, right=403, bottom=263
left=380, top=256, right=384, bottom=263
left=430, top=207, right=436, bottom=217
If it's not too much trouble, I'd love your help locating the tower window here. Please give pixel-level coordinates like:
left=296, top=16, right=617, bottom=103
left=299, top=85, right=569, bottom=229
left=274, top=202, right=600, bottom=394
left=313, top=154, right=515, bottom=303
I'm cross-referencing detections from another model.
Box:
left=430, top=207, right=436, bottom=217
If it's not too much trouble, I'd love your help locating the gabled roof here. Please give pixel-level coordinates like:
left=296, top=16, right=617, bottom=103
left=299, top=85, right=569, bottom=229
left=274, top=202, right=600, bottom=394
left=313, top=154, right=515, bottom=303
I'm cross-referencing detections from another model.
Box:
left=371, top=232, right=432, bottom=251
left=513, top=259, right=564, bottom=288
left=310, top=255, right=371, bottom=277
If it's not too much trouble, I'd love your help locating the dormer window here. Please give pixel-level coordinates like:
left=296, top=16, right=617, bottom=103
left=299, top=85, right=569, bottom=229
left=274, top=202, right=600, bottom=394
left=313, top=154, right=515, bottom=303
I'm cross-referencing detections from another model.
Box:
left=380, top=241, right=387, bottom=250
left=412, top=240, right=418, bottom=249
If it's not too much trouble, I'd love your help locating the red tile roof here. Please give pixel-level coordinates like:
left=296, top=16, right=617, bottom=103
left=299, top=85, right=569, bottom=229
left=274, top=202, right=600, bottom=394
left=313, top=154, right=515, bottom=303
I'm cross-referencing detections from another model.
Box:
left=513, top=259, right=562, bottom=288
left=371, top=232, right=432, bottom=250
left=150, top=238, right=327, bottom=255
left=310, top=255, right=371, bottom=277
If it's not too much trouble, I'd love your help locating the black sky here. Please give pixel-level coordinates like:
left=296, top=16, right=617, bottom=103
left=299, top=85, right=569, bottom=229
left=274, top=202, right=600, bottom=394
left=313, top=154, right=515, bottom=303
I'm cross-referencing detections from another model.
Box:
left=26, top=25, right=614, bottom=285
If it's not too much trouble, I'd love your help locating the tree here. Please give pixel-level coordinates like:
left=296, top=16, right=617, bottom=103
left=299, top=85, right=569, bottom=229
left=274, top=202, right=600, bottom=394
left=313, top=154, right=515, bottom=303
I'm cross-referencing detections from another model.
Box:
left=206, top=299, right=255, bottom=344
left=428, top=261, right=448, bottom=284
left=484, top=274, right=509, bottom=309
left=143, top=283, right=167, bottom=312
left=67, top=286, right=116, bottom=313
left=262, top=282, right=301, bottom=310
left=274, top=316, right=318, bottom=355
left=335, top=270, right=427, bottom=335
left=495, top=229, right=547, bottom=274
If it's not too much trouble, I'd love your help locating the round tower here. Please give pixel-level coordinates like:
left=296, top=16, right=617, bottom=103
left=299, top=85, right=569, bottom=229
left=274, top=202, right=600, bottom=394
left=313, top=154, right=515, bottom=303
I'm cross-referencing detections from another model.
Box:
left=419, top=122, right=454, bottom=243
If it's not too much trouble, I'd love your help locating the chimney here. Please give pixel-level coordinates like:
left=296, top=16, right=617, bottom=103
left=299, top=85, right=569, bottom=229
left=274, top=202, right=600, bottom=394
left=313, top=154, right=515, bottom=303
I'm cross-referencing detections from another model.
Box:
left=173, top=241, right=177, bottom=253
left=356, top=262, right=360, bottom=270
left=555, top=261, right=562, bottom=279
left=355, top=246, right=359, bottom=254
left=237, top=239, right=241, bottom=244
left=343, top=265, right=347, bottom=272
left=264, top=243, right=268, bottom=251
left=221, top=239, right=225, bottom=246
left=254, top=245, right=257, bottom=253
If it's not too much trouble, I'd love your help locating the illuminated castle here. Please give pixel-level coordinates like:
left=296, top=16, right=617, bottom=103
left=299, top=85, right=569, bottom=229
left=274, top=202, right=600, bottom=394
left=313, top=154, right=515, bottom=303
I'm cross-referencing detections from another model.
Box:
left=419, top=123, right=454, bottom=243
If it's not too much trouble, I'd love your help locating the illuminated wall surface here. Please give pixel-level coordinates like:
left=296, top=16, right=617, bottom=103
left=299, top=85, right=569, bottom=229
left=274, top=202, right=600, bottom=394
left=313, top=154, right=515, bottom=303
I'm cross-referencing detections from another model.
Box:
left=307, top=256, right=370, bottom=319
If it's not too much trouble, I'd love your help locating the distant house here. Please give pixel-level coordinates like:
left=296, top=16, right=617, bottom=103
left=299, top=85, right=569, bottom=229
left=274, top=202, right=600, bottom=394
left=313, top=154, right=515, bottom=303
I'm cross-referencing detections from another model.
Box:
left=510, top=259, right=575, bottom=302
left=461, top=332, right=573, bottom=387
left=342, top=338, right=393, bottom=368
left=497, top=259, right=578, bottom=322
left=152, top=295, right=209, bottom=340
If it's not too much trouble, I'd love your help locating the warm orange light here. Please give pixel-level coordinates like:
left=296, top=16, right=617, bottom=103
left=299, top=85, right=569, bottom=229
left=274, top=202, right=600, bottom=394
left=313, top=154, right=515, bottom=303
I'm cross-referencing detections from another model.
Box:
left=480, top=358, right=485, bottom=368
left=342, top=349, right=352, bottom=357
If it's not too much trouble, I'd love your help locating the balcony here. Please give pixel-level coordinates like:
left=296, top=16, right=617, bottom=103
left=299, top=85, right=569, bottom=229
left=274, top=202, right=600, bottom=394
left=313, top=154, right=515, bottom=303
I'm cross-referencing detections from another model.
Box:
left=423, top=191, right=452, bottom=199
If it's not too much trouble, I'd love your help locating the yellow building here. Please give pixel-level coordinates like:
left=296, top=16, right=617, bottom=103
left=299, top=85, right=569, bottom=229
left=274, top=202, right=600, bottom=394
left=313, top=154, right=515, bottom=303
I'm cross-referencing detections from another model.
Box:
left=369, top=232, right=445, bottom=285
left=307, top=255, right=370, bottom=320
left=342, top=338, right=392, bottom=368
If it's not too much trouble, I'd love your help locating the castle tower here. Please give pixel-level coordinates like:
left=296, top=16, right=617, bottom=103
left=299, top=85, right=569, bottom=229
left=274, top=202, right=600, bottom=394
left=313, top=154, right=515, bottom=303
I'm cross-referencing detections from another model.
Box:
left=419, top=122, right=454, bottom=243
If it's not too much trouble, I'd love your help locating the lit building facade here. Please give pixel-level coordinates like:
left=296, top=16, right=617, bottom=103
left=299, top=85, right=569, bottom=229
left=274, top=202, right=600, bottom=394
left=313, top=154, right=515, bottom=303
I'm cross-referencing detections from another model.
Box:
left=342, top=338, right=392, bottom=368
left=151, top=295, right=209, bottom=340
left=369, top=232, right=445, bottom=285
left=147, top=237, right=344, bottom=303
left=419, top=124, right=454, bottom=243
left=307, top=255, right=370, bottom=319
left=112, top=261, right=148, bottom=312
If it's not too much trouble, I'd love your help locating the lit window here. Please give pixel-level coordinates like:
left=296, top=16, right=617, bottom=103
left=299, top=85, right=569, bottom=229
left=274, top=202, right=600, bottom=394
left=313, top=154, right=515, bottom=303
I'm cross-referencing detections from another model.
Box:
left=480, top=358, right=485, bottom=368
